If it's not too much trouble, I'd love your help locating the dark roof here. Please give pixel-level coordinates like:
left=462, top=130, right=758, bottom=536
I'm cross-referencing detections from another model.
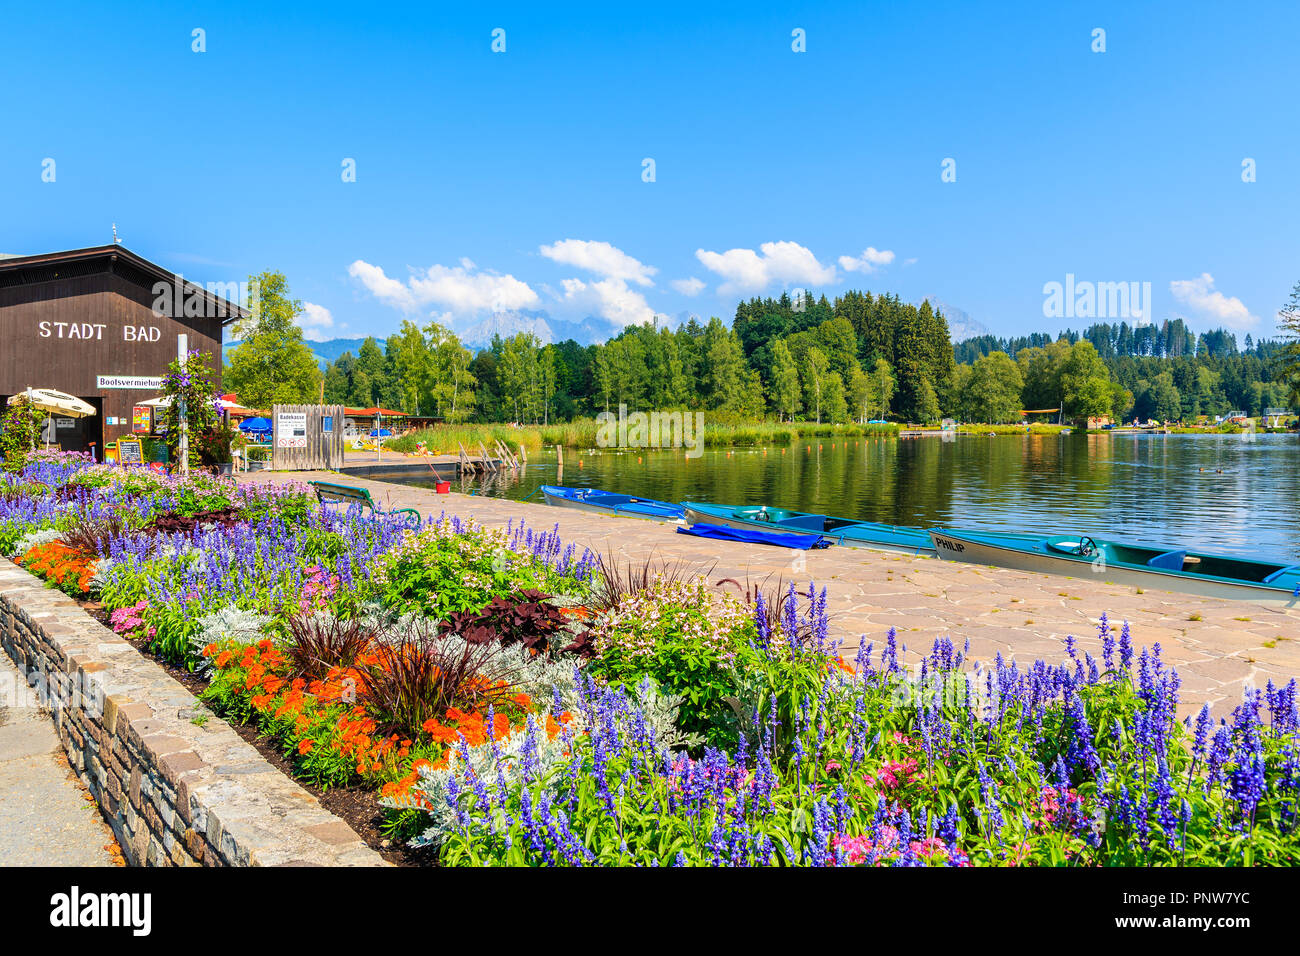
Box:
left=0, top=244, right=249, bottom=325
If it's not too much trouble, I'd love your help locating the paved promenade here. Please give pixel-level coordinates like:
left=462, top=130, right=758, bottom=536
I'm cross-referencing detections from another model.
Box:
left=251, top=472, right=1300, bottom=721
left=0, top=652, right=120, bottom=866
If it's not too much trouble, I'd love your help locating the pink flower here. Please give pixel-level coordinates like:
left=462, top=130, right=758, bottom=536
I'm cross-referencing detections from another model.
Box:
left=869, top=758, right=919, bottom=790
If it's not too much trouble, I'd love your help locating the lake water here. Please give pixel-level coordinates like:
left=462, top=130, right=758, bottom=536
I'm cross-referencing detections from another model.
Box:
left=407, top=433, right=1300, bottom=561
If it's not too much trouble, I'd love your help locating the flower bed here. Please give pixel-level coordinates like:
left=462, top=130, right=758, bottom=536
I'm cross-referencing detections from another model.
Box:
left=4, top=451, right=1299, bottom=866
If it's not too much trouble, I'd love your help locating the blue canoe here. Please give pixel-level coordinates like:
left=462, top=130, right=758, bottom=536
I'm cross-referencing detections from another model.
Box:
left=682, top=501, right=935, bottom=555
left=929, top=527, right=1300, bottom=604
left=677, top=523, right=830, bottom=550
left=541, top=485, right=685, bottom=522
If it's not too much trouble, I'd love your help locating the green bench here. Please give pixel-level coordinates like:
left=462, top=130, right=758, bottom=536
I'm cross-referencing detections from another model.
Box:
left=309, top=481, right=422, bottom=529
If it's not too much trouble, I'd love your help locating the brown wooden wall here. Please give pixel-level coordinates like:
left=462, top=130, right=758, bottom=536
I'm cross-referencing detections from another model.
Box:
left=0, top=272, right=224, bottom=453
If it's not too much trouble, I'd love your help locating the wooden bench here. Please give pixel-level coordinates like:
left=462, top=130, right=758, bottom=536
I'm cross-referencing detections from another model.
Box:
left=309, top=481, right=421, bottom=529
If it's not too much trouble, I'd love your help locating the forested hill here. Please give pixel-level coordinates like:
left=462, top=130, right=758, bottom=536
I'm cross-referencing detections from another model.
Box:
left=731, top=290, right=956, bottom=422
left=952, top=319, right=1290, bottom=422
left=955, top=319, right=1282, bottom=364
left=307, top=287, right=1293, bottom=426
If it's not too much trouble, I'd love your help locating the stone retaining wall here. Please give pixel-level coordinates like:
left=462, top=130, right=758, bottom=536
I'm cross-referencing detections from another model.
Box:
left=0, top=560, right=384, bottom=867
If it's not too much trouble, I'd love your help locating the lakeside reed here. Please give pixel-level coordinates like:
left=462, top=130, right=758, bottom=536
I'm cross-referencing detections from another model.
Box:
left=386, top=419, right=903, bottom=453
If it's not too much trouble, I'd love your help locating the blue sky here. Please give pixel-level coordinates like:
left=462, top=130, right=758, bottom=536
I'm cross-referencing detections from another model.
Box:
left=3, top=1, right=1297, bottom=343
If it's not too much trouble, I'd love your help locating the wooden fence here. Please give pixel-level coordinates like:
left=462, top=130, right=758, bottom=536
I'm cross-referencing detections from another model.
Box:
left=270, top=404, right=345, bottom=471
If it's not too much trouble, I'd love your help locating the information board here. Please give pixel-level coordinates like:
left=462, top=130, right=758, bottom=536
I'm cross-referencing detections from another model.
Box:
left=276, top=411, right=308, bottom=448
left=117, top=438, right=145, bottom=465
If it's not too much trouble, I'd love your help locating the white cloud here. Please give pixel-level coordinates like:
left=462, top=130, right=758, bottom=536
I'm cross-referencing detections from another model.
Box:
left=347, top=260, right=417, bottom=311
left=348, top=259, right=538, bottom=314
left=694, top=240, right=837, bottom=295
left=555, top=276, right=661, bottom=327
left=299, top=302, right=335, bottom=342
left=539, top=239, right=657, bottom=286
left=1169, top=273, right=1258, bottom=329
left=838, top=246, right=896, bottom=273
left=670, top=277, right=706, bottom=296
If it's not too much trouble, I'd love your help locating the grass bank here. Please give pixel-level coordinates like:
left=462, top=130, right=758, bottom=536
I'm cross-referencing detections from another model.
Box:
left=388, top=419, right=901, bottom=453
left=955, top=423, right=1071, bottom=435
left=386, top=424, right=548, bottom=456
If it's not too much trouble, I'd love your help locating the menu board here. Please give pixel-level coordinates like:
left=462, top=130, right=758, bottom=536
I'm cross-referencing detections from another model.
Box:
left=117, top=438, right=145, bottom=465
left=132, top=405, right=152, bottom=434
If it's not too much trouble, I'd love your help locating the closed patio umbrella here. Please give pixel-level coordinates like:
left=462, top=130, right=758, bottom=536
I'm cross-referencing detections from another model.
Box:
left=7, top=387, right=96, bottom=418
left=7, top=388, right=96, bottom=451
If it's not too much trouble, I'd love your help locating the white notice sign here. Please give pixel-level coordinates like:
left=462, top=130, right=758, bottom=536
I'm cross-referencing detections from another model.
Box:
left=276, top=412, right=308, bottom=448
left=96, top=375, right=164, bottom=390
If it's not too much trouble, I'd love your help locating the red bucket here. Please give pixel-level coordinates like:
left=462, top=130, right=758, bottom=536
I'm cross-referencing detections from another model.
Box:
left=435, top=481, right=450, bottom=494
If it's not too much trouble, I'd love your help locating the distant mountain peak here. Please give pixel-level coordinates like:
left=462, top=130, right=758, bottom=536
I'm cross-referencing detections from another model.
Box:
left=920, top=297, right=990, bottom=343
left=457, top=310, right=624, bottom=348
left=230, top=309, right=629, bottom=370
left=459, top=310, right=555, bottom=349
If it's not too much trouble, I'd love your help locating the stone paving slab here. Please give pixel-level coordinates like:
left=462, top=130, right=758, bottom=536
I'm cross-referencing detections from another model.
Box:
left=250, top=471, right=1300, bottom=721
left=0, top=561, right=387, bottom=867
left=0, top=651, right=118, bottom=867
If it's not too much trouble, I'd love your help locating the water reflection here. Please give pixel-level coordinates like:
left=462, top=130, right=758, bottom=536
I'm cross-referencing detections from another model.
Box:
left=397, top=433, right=1300, bottom=561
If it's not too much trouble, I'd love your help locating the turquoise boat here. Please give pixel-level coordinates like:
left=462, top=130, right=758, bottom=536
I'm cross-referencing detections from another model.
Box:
left=929, top=527, right=1300, bottom=604
left=682, top=501, right=935, bottom=555
left=541, top=485, right=685, bottom=522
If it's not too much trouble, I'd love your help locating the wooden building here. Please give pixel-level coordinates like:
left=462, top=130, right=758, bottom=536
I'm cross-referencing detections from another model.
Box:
left=0, top=245, right=245, bottom=454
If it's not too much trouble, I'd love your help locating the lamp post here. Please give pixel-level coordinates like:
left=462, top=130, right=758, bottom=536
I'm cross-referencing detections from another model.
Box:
left=178, top=334, right=189, bottom=476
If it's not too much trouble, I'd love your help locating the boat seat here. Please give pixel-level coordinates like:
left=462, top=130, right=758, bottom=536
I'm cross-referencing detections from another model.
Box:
left=1147, top=550, right=1187, bottom=572
left=1263, top=565, right=1300, bottom=584
left=777, top=515, right=828, bottom=532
